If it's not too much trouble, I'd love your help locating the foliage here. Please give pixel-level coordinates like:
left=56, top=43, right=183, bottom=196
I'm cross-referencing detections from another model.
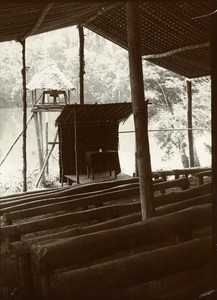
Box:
left=144, top=61, right=211, bottom=166
left=0, top=26, right=211, bottom=168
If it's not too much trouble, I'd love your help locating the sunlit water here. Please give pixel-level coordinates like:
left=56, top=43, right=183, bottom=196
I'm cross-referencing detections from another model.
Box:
left=0, top=108, right=211, bottom=195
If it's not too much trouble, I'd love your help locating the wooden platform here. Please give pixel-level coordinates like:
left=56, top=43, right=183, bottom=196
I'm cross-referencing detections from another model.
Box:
left=64, top=172, right=133, bottom=185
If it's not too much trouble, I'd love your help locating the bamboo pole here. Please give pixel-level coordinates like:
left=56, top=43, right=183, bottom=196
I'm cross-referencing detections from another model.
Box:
left=21, top=39, right=27, bottom=192
left=45, top=121, right=49, bottom=174
left=74, top=109, right=80, bottom=184
left=186, top=80, right=194, bottom=167
left=211, top=8, right=217, bottom=292
left=78, top=25, right=84, bottom=105
left=33, top=112, right=45, bottom=183
left=126, top=2, right=154, bottom=219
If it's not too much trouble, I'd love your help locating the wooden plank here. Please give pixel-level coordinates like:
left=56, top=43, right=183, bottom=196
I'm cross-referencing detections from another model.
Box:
left=0, top=178, right=140, bottom=208
left=83, top=265, right=212, bottom=300
left=51, top=237, right=212, bottom=300
left=154, top=183, right=211, bottom=207
left=2, top=193, right=211, bottom=241
left=194, top=170, right=212, bottom=186
left=155, top=194, right=211, bottom=216
left=2, top=178, right=189, bottom=221
left=0, top=181, right=141, bottom=213
left=173, top=167, right=211, bottom=179
left=31, top=204, right=212, bottom=274
left=10, top=201, right=212, bottom=254
left=10, top=190, right=212, bottom=249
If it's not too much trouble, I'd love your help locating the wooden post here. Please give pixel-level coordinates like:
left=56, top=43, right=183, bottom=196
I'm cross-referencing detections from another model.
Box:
left=186, top=79, right=194, bottom=167
left=34, top=112, right=45, bottom=184
left=126, top=2, right=154, bottom=219
left=78, top=25, right=84, bottom=105
left=39, top=111, right=44, bottom=156
left=18, top=254, right=33, bottom=299
left=74, top=109, right=80, bottom=184
left=46, top=121, right=49, bottom=174
left=21, top=39, right=27, bottom=192
left=211, top=8, right=217, bottom=293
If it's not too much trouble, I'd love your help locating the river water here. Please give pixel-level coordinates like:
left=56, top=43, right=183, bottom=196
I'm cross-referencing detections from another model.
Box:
left=0, top=108, right=211, bottom=195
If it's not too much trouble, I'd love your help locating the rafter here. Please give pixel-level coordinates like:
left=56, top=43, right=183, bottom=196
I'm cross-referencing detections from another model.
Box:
left=143, top=42, right=210, bottom=59
left=19, top=3, right=54, bottom=41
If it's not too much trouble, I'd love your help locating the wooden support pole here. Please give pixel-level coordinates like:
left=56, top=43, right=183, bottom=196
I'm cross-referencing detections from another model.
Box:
left=211, top=7, right=217, bottom=292
left=31, top=205, right=211, bottom=275
left=78, top=25, right=84, bottom=105
left=74, top=109, right=80, bottom=184
left=126, top=2, right=154, bottom=219
left=34, top=112, right=45, bottom=184
left=186, top=79, right=194, bottom=167
left=51, top=237, right=212, bottom=300
left=39, top=112, right=44, bottom=156
left=21, top=39, right=27, bottom=192
left=45, top=121, right=49, bottom=174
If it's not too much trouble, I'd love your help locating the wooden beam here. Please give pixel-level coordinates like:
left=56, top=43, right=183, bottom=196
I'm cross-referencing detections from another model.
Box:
left=143, top=42, right=210, bottom=60
left=11, top=190, right=211, bottom=248
left=126, top=2, right=154, bottom=219
left=211, top=6, right=217, bottom=292
left=2, top=178, right=190, bottom=222
left=51, top=237, right=212, bottom=300
left=31, top=206, right=211, bottom=275
left=21, top=39, right=27, bottom=192
left=186, top=79, right=194, bottom=167
left=19, top=3, right=54, bottom=41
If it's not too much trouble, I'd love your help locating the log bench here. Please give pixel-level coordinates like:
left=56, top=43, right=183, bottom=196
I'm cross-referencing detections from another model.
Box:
left=30, top=204, right=211, bottom=275
left=50, top=236, right=212, bottom=300
left=194, top=170, right=212, bottom=186
left=10, top=192, right=212, bottom=249
left=172, top=167, right=211, bottom=179
left=1, top=189, right=211, bottom=244
left=0, top=178, right=141, bottom=211
left=12, top=204, right=212, bottom=299
left=96, top=264, right=213, bottom=300
left=2, top=178, right=190, bottom=224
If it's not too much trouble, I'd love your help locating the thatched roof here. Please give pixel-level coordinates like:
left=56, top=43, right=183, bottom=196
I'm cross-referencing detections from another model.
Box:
left=27, top=64, right=75, bottom=91
left=0, top=1, right=212, bottom=78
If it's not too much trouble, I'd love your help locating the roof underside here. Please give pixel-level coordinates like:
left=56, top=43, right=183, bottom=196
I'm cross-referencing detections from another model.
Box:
left=0, top=1, right=212, bottom=78
left=55, top=103, right=133, bottom=125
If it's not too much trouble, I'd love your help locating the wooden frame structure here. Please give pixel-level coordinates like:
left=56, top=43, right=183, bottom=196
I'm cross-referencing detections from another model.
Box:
left=0, top=0, right=216, bottom=295
left=56, top=103, right=132, bottom=183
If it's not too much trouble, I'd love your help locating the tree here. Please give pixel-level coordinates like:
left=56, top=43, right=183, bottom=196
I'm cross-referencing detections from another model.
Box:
left=143, top=61, right=211, bottom=167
